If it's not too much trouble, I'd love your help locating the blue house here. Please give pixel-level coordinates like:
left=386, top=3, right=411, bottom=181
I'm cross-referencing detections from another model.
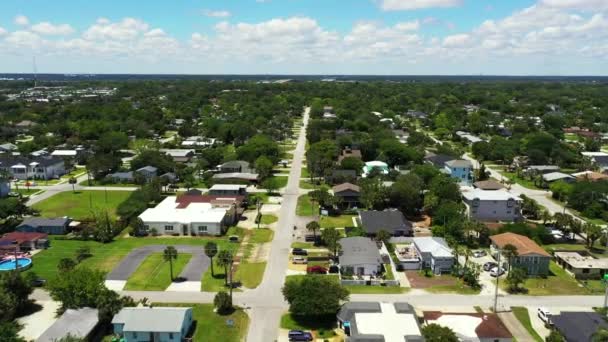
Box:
left=112, top=307, right=193, bottom=342
left=444, top=159, right=473, bottom=185
left=0, top=181, right=9, bottom=198
left=17, top=217, right=71, bottom=235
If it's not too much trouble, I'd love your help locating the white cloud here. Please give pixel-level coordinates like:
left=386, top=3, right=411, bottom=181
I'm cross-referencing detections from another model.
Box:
left=0, top=27, right=7, bottom=36
left=395, top=20, right=420, bottom=31
left=203, top=10, right=231, bottom=18
left=14, top=15, right=29, bottom=26
left=442, top=33, right=471, bottom=47
left=83, top=17, right=149, bottom=41
left=379, top=0, right=462, bottom=11
left=540, top=0, right=608, bottom=10
left=30, top=22, right=75, bottom=36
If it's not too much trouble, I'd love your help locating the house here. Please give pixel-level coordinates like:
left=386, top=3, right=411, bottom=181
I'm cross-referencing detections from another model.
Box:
left=423, top=311, right=512, bottom=342
left=338, top=147, right=362, bottom=163
left=108, top=171, right=134, bottom=183
left=359, top=210, right=413, bottom=237
left=424, top=153, right=455, bottom=169
left=208, top=184, right=247, bottom=196
left=0, top=143, right=18, bottom=153
left=445, top=159, right=473, bottom=185
left=136, top=166, right=158, bottom=180
left=0, top=181, right=9, bottom=197
left=393, top=129, right=409, bottom=144
left=14, top=120, right=37, bottom=132
left=582, top=152, right=608, bottom=171
left=412, top=237, right=454, bottom=274
left=0, top=155, right=66, bottom=180
left=541, top=172, right=575, bottom=184
left=473, top=180, right=505, bottom=191
left=338, top=237, right=382, bottom=276
left=524, top=165, right=560, bottom=175
left=572, top=170, right=608, bottom=182
left=16, top=217, right=71, bottom=235
left=218, top=160, right=254, bottom=174
left=332, top=183, right=360, bottom=209
left=159, top=172, right=178, bottom=183
left=160, top=149, right=195, bottom=163
left=181, top=136, right=216, bottom=148
left=337, top=302, right=423, bottom=341
left=462, top=189, right=522, bottom=222
left=552, top=311, right=608, bottom=342
left=138, top=194, right=243, bottom=236
left=554, top=251, right=608, bottom=279
left=0, top=231, right=48, bottom=251
left=328, top=169, right=358, bottom=184
left=405, top=110, right=428, bottom=119
left=362, top=161, right=389, bottom=178
left=490, top=232, right=551, bottom=276
left=455, top=131, right=484, bottom=144
left=37, top=308, right=100, bottom=342
left=212, top=172, right=259, bottom=183
left=112, top=307, right=193, bottom=342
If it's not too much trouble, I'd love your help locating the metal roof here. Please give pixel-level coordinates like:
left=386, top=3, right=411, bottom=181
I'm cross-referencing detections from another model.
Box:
left=112, top=307, right=191, bottom=333
left=37, top=308, right=99, bottom=342
left=338, top=237, right=382, bottom=267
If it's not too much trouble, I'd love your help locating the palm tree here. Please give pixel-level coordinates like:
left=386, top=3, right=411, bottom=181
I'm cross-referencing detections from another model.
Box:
left=502, top=244, right=518, bottom=272
left=306, top=221, right=320, bottom=241
left=592, top=328, right=608, bottom=342
left=375, top=230, right=391, bottom=246
left=217, top=250, right=234, bottom=286
left=463, top=248, right=473, bottom=268
left=163, top=246, right=178, bottom=281
left=541, top=210, right=552, bottom=226
left=204, top=242, right=218, bottom=276
left=69, top=177, right=77, bottom=193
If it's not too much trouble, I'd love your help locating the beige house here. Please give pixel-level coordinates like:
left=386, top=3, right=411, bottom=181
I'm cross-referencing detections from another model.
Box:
left=555, top=251, right=608, bottom=280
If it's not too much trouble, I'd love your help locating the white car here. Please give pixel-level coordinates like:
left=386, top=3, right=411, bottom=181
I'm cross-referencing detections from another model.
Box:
left=473, top=250, right=487, bottom=258
left=538, top=307, right=553, bottom=325
left=292, top=256, right=308, bottom=264
left=489, top=266, right=506, bottom=277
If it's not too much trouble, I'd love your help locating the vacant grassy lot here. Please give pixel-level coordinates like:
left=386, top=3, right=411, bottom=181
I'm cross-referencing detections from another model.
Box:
left=32, top=190, right=132, bottom=219
left=260, top=214, right=278, bottom=225
left=234, top=262, right=266, bottom=288
left=514, top=261, right=590, bottom=295
left=320, top=215, right=356, bottom=228
left=291, top=242, right=315, bottom=249
left=250, top=228, right=274, bottom=243
left=512, top=307, right=543, bottom=342
left=296, top=194, right=318, bottom=216
left=301, top=168, right=310, bottom=178
left=79, top=180, right=137, bottom=187
left=124, top=253, right=192, bottom=291
left=299, top=180, right=317, bottom=190
left=280, top=313, right=337, bottom=339
left=345, top=285, right=409, bottom=294
left=155, top=303, right=249, bottom=342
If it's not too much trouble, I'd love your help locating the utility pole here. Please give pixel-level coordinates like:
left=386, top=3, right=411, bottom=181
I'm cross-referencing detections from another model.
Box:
left=603, top=274, right=608, bottom=313
left=494, top=249, right=501, bottom=312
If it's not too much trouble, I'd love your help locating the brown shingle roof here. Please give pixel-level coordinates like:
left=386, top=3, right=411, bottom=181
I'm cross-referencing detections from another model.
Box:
left=332, top=183, right=360, bottom=193
left=473, top=180, right=504, bottom=190
left=490, top=232, right=550, bottom=256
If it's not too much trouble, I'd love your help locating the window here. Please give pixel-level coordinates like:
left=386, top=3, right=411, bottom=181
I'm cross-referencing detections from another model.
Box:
left=164, top=225, right=174, bottom=231
left=143, top=225, right=149, bottom=230
left=169, top=332, right=174, bottom=339
left=583, top=268, right=590, bottom=274
left=134, top=332, right=138, bottom=338
left=198, top=226, right=208, bottom=233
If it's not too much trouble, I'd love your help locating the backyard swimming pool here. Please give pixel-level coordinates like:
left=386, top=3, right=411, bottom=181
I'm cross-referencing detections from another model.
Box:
left=0, top=258, right=32, bottom=271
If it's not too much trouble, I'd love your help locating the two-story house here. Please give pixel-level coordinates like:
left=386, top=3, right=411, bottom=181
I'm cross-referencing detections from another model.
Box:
left=0, top=155, right=66, bottom=180
left=490, top=232, right=551, bottom=276
left=444, top=159, right=473, bottom=185
left=462, top=188, right=522, bottom=222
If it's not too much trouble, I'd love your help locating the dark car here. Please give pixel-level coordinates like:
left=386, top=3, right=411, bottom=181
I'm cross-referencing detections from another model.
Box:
left=304, top=235, right=317, bottom=242
left=292, top=248, right=308, bottom=256
left=307, top=265, right=327, bottom=274
left=31, top=278, right=46, bottom=287
left=288, top=330, right=313, bottom=341
left=483, top=262, right=497, bottom=271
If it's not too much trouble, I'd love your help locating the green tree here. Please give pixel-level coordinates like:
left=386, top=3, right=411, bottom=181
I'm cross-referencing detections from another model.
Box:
left=163, top=246, right=178, bottom=281
left=0, top=322, right=26, bottom=342
left=214, top=291, right=233, bottom=315
left=75, top=246, right=92, bottom=263
left=48, top=267, right=107, bottom=311
left=584, top=223, right=603, bottom=249
left=592, top=328, right=608, bottom=342
left=505, top=267, right=528, bottom=293
left=306, top=221, right=320, bottom=241
left=69, top=177, right=77, bottom=193
left=261, top=177, right=280, bottom=194
left=375, top=230, right=391, bottom=246
left=321, top=227, right=341, bottom=258
left=421, top=323, right=458, bottom=342
left=217, top=250, right=234, bottom=286
left=546, top=330, right=566, bottom=342
left=204, top=242, right=219, bottom=276
left=282, top=276, right=349, bottom=316
left=58, top=258, right=77, bottom=272
left=0, top=291, right=16, bottom=322
left=502, top=244, right=518, bottom=272
left=254, top=155, right=273, bottom=180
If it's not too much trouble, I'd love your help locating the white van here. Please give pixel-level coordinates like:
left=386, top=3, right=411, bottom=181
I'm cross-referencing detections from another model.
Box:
left=292, top=256, right=308, bottom=264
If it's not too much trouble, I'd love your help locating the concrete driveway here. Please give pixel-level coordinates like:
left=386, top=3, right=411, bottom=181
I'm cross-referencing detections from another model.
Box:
left=464, top=253, right=507, bottom=295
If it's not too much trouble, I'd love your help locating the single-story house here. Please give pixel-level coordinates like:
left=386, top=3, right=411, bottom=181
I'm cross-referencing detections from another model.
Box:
left=112, top=307, right=193, bottom=342
left=413, top=237, right=454, bottom=274
left=423, top=311, right=512, bottom=342
left=328, top=169, right=357, bottom=184
left=542, top=172, right=575, bottom=184
left=462, top=188, right=522, bottom=222
left=108, top=171, right=134, bottom=183
left=0, top=155, right=66, bottom=180
left=17, top=217, right=71, bottom=235
left=582, top=151, right=608, bottom=170
left=160, top=149, right=195, bottom=163
left=208, top=184, right=247, bottom=196
left=338, top=237, right=382, bottom=276
left=212, top=172, right=259, bottom=182
left=338, top=147, right=362, bottom=163
left=405, top=110, right=428, bottom=119
left=473, top=180, right=505, bottom=191
left=332, top=183, right=360, bottom=209
left=0, top=231, right=48, bottom=251
left=554, top=251, right=608, bottom=279
left=218, top=160, right=254, bottom=174
left=0, top=143, right=18, bottom=153
left=37, top=308, right=100, bottom=342
left=337, top=302, right=423, bottom=341
left=445, top=159, right=473, bottom=185
left=50, top=149, right=78, bottom=158
left=362, top=161, right=389, bottom=178
left=136, top=166, right=158, bottom=180
left=524, top=165, right=560, bottom=175
left=359, top=210, right=413, bottom=237
left=181, top=136, right=216, bottom=148
left=552, top=311, right=608, bottom=342
left=490, top=232, right=551, bottom=276
left=393, top=129, right=409, bottom=144
left=572, top=170, right=608, bottom=182
left=160, top=172, right=178, bottom=183
left=424, top=153, right=455, bottom=169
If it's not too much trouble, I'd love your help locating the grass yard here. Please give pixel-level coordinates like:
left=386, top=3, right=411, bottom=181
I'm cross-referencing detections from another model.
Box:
left=272, top=176, right=289, bottom=188
left=32, top=190, right=132, bottom=220
left=320, top=215, right=356, bottom=228
left=201, top=263, right=232, bottom=292
left=424, top=283, right=481, bottom=294
left=79, top=179, right=137, bottom=187
left=500, top=171, right=543, bottom=190
left=280, top=313, right=337, bottom=339
left=301, top=168, right=310, bottom=178
left=512, top=307, right=543, bottom=342
left=345, top=285, right=409, bottom=294
left=250, top=228, right=274, bottom=243
left=291, top=242, right=315, bottom=249
left=514, top=261, right=590, bottom=295
left=124, top=253, right=192, bottom=291
left=234, top=262, right=266, bottom=288
left=155, top=303, right=249, bottom=342
left=12, top=188, right=44, bottom=196
left=28, top=235, right=237, bottom=283
left=260, top=214, right=278, bottom=225
left=299, top=180, right=317, bottom=190
left=296, top=194, right=318, bottom=216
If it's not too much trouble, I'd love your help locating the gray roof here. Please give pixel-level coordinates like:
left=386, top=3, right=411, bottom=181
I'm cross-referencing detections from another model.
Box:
left=553, top=312, right=608, bottom=342
left=424, top=154, right=455, bottom=168
left=19, top=217, right=70, bottom=228
left=221, top=160, right=250, bottom=168
left=542, top=172, right=574, bottom=182
left=137, top=165, right=158, bottom=173
left=112, top=307, right=191, bottom=333
left=445, top=159, right=473, bottom=168
left=37, top=307, right=99, bottom=342
left=359, top=210, right=412, bottom=235
left=339, top=237, right=382, bottom=267
left=109, top=171, right=134, bottom=180
left=337, top=302, right=381, bottom=322
left=0, top=155, right=64, bottom=168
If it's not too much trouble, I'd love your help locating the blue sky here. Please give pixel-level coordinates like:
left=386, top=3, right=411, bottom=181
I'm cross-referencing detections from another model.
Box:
left=0, top=0, right=606, bottom=74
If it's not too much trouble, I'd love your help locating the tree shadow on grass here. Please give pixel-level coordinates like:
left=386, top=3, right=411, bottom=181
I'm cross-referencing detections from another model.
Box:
left=15, top=300, right=43, bottom=318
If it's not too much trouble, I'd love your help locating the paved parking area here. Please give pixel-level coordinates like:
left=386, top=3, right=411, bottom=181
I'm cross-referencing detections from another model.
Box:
left=465, top=253, right=507, bottom=295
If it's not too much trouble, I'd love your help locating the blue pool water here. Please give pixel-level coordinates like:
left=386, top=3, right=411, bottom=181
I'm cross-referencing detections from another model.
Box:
left=0, top=258, right=32, bottom=271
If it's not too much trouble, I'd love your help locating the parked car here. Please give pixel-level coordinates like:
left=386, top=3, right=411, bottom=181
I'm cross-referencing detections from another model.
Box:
left=31, top=278, right=46, bottom=287
left=489, top=266, right=506, bottom=277
left=292, top=248, right=308, bottom=256
left=483, top=262, right=497, bottom=271
left=228, top=235, right=239, bottom=243
left=307, top=265, right=327, bottom=274
left=304, top=234, right=316, bottom=242
left=328, top=265, right=340, bottom=273
left=292, top=256, right=308, bottom=264
left=288, top=330, right=313, bottom=341
left=473, top=250, right=487, bottom=258
left=538, top=307, right=553, bottom=326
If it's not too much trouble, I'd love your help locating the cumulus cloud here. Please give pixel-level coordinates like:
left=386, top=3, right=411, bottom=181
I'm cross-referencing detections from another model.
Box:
left=0, top=27, right=7, bottom=36
left=30, top=22, right=75, bottom=36
left=203, top=10, right=231, bottom=18
left=83, top=17, right=149, bottom=41
left=379, top=0, right=462, bottom=11
left=540, top=0, right=608, bottom=10
left=14, top=15, right=29, bottom=26
left=442, top=33, right=471, bottom=47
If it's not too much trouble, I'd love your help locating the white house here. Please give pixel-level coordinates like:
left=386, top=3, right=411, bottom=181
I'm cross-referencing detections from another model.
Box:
left=413, top=237, right=454, bottom=274
left=138, top=196, right=230, bottom=236
left=112, top=307, right=193, bottom=342
left=362, top=161, right=389, bottom=178
left=462, top=188, right=522, bottom=222
left=338, top=237, right=382, bottom=276
left=0, top=156, right=66, bottom=180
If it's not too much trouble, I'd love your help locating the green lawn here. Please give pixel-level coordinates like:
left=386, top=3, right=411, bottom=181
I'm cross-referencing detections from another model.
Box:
left=299, top=180, right=317, bottom=190
left=124, top=253, right=192, bottom=291
left=12, top=188, right=44, bottom=196
left=201, top=262, right=232, bottom=292
left=155, top=303, right=249, bottom=342
left=272, top=176, right=289, bottom=189
left=511, top=261, right=590, bottom=295
left=296, top=195, right=318, bottom=216
left=28, top=236, right=237, bottom=283
left=79, top=179, right=137, bottom=187
left=280, top=313, right=337, bottom=339
left=500, top=171, right=543, bottom=190
left=32, top=190, right=132, bottom=220
left=320, top=215, right=356, bottom=228
left=250, top=228, right=274, bottom=243
left=234, top=262, right=266, bottom=288
left=301, top=168, right=310, bottom=178
left=345, top=285, right=409, bottom=294
left=291, top=242, right=315, bottom=249
left=260, top=214, right=278, bottom=225
left=512, top=307, right=543, bottom=342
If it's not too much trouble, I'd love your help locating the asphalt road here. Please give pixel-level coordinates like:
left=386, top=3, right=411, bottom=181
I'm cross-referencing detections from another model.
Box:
left=106, top=245, right=209, bottom=281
